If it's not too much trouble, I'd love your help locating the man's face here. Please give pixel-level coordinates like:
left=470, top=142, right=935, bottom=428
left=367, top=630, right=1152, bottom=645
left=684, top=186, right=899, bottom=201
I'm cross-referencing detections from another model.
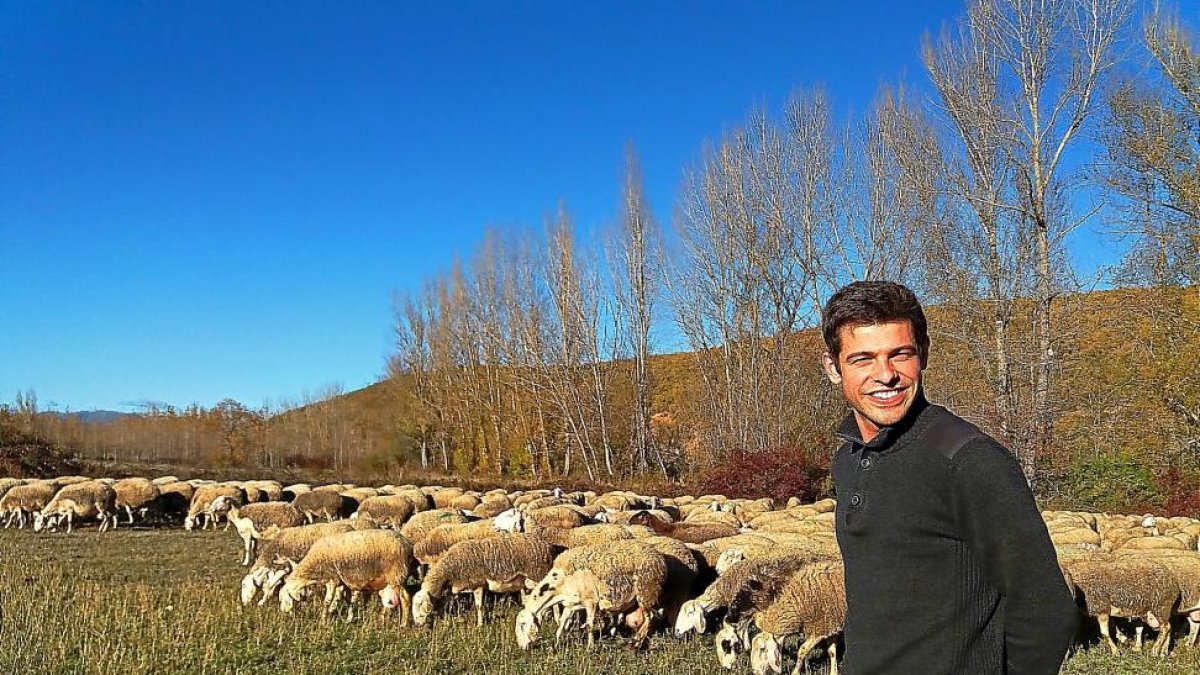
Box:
left=822, top=320, right=925, bottom=441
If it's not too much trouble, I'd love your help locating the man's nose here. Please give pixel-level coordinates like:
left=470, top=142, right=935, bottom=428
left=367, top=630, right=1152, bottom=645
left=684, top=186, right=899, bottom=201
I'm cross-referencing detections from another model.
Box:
left=872, top=358, right=899, bottom=383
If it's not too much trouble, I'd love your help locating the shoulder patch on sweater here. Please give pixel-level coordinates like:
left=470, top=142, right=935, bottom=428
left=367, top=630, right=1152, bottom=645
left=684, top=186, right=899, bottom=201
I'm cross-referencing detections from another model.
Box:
left=921, top=409, right=983, bottom=461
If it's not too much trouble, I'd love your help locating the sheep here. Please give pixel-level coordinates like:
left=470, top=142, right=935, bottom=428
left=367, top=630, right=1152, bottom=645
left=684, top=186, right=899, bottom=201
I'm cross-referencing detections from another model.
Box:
left=354, top=495, right=418, bottom=529
left=747, top=560, right=847, bottom=675
left=281, top=483, right=311, bottom=502
left=185, top=484, right=245, bottom=531
left=675, top=551, right=835, bottom=637
left=629, top=510, right=739, bottom=544
left=0, top=481, right=57, bottom=529
left=413, top=518, right=500, bottom=566
left=640, top=535, right=710, bottom=626
left=113, top=478, right=161, bottom=524
left=473, top=495, right=514, bottom=518
left=1135, top=550, right=1200, bottom=650
left=518, top=539, right=670, bottom=649
left=493, top=508, right=637, bottom=548
left=0, top=477, right=24, bottom=502
left=291, top=490, right=357, bottom=523
left=150, top=475, right=180, bottom=486
left=34, top=481, right=119, bottom=533
left=412, top=534, right=558, bottom=627
left=399, top=508, right=474, bottom=544
left=279, top=529, right=418, bottom=623
left=240, top=520, right=357, bottom=606
left=217, top=497, right=306, bottom=566
left=151, top=481, right=195, bottom=521
left=1061, top=552, right=1180, bottom=656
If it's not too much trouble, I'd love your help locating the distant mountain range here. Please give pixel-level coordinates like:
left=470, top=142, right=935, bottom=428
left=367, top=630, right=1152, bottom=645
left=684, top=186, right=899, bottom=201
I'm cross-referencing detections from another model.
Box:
left=50, top=410, right=134, bottom=424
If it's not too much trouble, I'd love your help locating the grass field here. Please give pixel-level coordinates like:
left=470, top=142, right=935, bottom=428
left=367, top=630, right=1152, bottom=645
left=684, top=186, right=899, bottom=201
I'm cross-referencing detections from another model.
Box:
left=0, top=527, right=1196, bottom=675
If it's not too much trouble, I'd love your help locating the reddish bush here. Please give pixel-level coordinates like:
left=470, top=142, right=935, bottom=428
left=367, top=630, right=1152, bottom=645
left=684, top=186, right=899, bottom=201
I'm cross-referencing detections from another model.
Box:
left=694, top=446, right=831, bottom=503
left=1155, top=466, right=1200, bottom=518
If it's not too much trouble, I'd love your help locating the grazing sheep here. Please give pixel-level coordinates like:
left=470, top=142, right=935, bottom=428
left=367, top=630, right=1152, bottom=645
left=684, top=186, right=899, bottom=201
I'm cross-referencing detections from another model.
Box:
left=1136, top=550, right=1200, bottom=650
left=399, top=508, right=474, bottom=544
left=519, top=540, right=670, bottom=649
left=473, top=495, right=515, bottom=518
left=413, top=534, right=558, bottom=627
left=494, top=509, right=637, bottom=548
left=629, top=510, right=739, bottom=544
left=185, top=484, right=245, bottom=531
left=0, top=477, right=25, bottom=502
left=675, top=551, right=834, bottom=637
left=113, top=478, right=161, bottom=524
left=34, top=481, right=119, bottom=533
left=746, top=560, right=847, bottom=675
left=1061, top=552, right=1180, bottom=656
left=279, top=529, right=418, bottom=623
left=354, top=495, right=418, bottom=529
left=240, top=520, right=357, bottom=606
left=217, top=497, right=306, bottom=566
left=0, top=481, right=57, bottom=529
left=292, top=490, right=357, bottom=523
left=413, top=518, right=500, bottom=566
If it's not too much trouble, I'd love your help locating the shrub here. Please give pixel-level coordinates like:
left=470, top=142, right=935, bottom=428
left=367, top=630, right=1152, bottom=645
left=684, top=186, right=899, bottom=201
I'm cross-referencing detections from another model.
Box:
left=1063, top=454, right=1159, bottom=513
left=694, top=445, right=831, bottom=503
left=1155, top=465, right=1200, bottom=518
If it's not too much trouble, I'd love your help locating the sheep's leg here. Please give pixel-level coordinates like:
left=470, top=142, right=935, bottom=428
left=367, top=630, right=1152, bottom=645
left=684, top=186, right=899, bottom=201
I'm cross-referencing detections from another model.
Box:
left=125, top=505, right=134, bottom=524
left=631, top=605, right=654, bottom=650
left=1147, top=612, right=1171, bottom=657
left=397, top=587, right=411, bottom=628
left=585, top=603, right=597, bottom=649
left=474, top=587, right=486, bottom=627
left=1187, top=614, right=1199, bottom=648
left=791, top=636, right=823, bottom=675
left=1097, top=614, right=1119, bottom=655
left=1132, top=624, right=1144, bottom=653
left=828, top=638, right=839, bottom=675
left=65, top=512, right=74, bottom=534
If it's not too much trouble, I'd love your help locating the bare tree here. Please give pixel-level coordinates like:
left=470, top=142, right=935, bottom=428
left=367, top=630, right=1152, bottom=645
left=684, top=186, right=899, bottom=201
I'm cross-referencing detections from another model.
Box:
left=609, top=144, right=662, bottom=475
left=924, top=0, right=1132, bottom=480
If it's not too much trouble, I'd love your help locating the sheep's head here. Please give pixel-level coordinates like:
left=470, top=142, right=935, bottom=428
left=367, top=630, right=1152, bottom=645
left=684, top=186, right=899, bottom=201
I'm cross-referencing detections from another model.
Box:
left=184, top=515, right=197, bottom=531
left=279, top=579, right=311, bottom=613
left=674, top=598, right=707, bottom=636
left=523, top=565, right=577, bottom=615
left=259, top=567, right=292, bottom=605
left=515, top=608, right=540, bottom=650
left=379, top=584, right=402, bottom=611
left=716, top=623, right=746, bottom=669
left=493, top=508, right=525, bottom=533
left=716, top=548, right=747, bottom=575
left=749, top=633, right=782, bottom=675
left=240, top=568, right=270, bottom=606
left=32, top=510, right=49, bottom=533
left=411, top=588, right=436, bottom=627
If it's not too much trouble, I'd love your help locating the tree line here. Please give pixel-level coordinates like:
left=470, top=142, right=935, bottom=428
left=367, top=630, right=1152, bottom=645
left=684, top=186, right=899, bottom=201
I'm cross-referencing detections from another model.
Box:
left=5, top=1, right=1196, bottom=503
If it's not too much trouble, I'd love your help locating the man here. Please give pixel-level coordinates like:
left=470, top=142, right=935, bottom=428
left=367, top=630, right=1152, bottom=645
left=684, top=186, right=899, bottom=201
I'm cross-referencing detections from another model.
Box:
left=821, top=281, right=1078, bottom=674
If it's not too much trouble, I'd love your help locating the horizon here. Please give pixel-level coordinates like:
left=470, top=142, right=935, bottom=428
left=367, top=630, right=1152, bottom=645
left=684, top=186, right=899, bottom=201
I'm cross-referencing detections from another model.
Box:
left=1, top=1, right=1143, bottom=412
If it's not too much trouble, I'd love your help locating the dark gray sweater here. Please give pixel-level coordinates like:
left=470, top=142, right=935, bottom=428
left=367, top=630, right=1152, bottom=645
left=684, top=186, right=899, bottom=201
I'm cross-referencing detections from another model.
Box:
left=831, top=394, right=1078, bottom=674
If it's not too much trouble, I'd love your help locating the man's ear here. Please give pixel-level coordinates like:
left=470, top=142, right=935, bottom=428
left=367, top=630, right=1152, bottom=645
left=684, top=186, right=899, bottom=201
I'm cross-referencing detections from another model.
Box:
left=821, top=352, right=842, bottom=385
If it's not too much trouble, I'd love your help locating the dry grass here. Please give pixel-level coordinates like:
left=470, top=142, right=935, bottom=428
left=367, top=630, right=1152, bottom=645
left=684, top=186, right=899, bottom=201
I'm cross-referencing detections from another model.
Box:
left=0, top=527, right=1196, bottom=674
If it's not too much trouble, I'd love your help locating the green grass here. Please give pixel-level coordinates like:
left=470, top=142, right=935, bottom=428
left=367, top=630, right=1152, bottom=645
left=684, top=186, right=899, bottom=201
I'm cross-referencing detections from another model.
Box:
left=0, top=528, right=1195, bottom=674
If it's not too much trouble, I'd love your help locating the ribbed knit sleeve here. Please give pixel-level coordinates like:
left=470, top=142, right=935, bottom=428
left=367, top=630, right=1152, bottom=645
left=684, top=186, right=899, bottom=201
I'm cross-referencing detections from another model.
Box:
left=949, top=438, right=1079, bottom=675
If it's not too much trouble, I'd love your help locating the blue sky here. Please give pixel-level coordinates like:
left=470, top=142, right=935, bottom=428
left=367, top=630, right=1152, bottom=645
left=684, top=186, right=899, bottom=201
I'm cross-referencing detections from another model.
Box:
left=0, top=1, right=1142, bottom=412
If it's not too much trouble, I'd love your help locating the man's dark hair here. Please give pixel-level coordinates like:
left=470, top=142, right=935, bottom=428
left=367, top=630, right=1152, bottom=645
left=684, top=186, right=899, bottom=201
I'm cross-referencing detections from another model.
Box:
left=822, top=281, right=929, bottom=366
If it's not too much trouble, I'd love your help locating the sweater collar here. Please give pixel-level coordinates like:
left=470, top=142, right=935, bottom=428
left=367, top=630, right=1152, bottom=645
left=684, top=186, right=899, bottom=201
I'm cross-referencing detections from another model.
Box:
left=835, top=389, right=931, bottom=454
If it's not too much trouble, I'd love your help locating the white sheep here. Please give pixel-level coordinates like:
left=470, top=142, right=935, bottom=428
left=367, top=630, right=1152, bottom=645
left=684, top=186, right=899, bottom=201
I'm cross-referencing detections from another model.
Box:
left=279, top=529, right=417, bottom=623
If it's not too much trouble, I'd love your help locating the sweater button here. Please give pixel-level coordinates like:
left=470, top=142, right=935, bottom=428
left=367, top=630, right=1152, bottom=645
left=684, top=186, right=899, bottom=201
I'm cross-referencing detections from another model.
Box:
left=850, top=493, right=862, bottom=507
left=859, top=457, right=871, bottom=469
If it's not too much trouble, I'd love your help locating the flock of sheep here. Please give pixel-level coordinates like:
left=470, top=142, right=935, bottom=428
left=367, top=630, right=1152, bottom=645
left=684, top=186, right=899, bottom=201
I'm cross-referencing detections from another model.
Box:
left=2, top=473, right=1200, bottom=673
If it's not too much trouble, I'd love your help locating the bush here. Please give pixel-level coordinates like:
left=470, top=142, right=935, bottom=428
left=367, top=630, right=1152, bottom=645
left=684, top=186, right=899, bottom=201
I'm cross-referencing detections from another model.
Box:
left=1063, top=454, right=1159, bottom=513
left=694, top=445, right=831, bottom=503
left=1155, top=465, right=1200, bottom=518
